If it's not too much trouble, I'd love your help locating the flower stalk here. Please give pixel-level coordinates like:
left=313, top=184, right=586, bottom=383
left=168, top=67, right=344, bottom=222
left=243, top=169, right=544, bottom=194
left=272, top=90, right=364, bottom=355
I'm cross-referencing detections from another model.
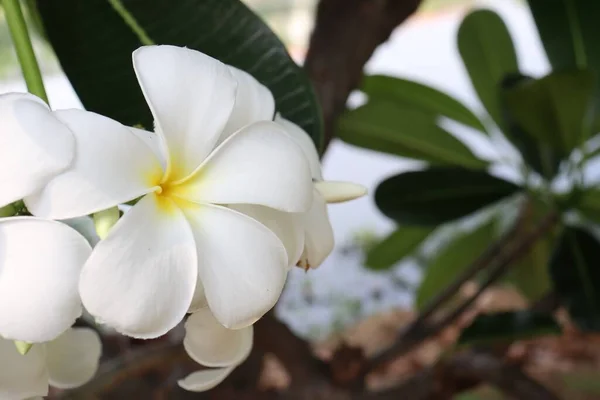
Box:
left=3, top=0, right=48, bottom=103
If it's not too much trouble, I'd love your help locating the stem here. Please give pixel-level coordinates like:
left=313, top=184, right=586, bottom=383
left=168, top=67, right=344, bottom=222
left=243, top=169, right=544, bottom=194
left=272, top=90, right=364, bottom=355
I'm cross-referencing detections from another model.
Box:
left=3, top=0, right=48, bottom=103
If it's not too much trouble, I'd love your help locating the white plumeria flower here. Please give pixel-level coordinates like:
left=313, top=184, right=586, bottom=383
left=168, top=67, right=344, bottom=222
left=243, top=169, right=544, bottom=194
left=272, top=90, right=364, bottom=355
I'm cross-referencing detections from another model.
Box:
left=0, top=328, right=101, bottom=400
left=178, top=308, right=252, bottom=392
left=25, top=45, right=313, bottom=338
left=243, top=116, right=367, bottom=270
left=0, top=93, right=92, bottom=343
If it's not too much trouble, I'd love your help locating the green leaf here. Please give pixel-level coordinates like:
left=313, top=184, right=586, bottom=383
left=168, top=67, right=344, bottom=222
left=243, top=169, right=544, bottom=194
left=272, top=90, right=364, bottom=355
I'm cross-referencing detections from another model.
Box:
left=375, top=167, right=520, bottom=226
left=500, top=73, right=562, bottom=180
left=365, top=226, right=434, bottom=271
left=458, top=311, right=561, bottom=346
left=550, top=227, right=600, bottom=331
left=576, top=189, right=600, bottom=223
left=457, top=9, right=519, bottom=129
left=528, top=0, right=600, bottom=131
left=36, top=0, right=323, bottom=148
left=361, top=75, right=487, bottom=134
left=503, top=69, right=595, bottom=157
left=416, top=219, right=495, bottom=309
left=337, top=101, right=487, bottom=169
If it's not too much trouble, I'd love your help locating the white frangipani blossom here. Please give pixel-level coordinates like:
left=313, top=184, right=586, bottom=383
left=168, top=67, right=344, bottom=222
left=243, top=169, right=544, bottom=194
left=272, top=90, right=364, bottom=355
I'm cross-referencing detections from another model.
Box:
left=0, top=328, right=102, bottom=400
left=25, top=45, right=313, bottom=338
left=178, top=308, right=252, bottom=392
left=0, top=93, right=92, bottom=343
left=245, top=116, right=368, bottom=270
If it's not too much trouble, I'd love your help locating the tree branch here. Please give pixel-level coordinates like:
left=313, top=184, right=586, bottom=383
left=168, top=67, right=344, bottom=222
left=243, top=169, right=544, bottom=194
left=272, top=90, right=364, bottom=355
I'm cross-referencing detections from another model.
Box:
left=304, top=0, right=422, bottom=150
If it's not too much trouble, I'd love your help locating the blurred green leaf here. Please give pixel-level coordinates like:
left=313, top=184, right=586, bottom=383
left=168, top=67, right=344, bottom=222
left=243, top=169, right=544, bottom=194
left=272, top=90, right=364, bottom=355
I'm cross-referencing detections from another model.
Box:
left=458, top=9, right=519, bottom=129
left=576, top=189, right=600, bottom=223
left=337, top=102, right=487, bottom=169
left=365, top=226, right=434, bottom=271
left=550, top=226, right=600, bottom=331
left=528, top=0, right=600, bottom=132
left=36, top=0, right=323, bottom=148
left=503, top=70, right=595, bottom=157
left=458, top=311, right=561, bottom=346
left=361, top=75, right=487, bottom=133
left=375, top=167, right=520, bottom=226
left=416, top=219, right=495, bottom=309
left=500, top=73, right=562, bottom=179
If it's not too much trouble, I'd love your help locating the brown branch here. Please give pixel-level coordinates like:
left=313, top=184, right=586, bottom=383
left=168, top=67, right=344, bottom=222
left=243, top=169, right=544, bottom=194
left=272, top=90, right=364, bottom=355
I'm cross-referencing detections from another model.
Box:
left=364, top=208, right=559, bottom=375
left=304, top=0, right=422, bottom=150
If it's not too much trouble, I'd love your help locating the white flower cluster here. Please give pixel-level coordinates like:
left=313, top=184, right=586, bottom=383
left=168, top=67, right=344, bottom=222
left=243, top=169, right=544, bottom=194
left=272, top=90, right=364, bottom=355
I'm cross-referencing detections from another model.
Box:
left=0, top=45, right=365, bottom=398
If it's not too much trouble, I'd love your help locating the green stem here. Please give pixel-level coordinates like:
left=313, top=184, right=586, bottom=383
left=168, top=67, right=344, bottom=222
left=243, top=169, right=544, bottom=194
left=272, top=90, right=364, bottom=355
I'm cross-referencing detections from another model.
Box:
left=3, top=0, right=48, bottom=103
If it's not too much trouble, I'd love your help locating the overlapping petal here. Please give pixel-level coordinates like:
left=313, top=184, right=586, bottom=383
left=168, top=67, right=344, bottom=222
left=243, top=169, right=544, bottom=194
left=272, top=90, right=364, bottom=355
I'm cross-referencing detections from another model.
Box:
left=0, top=93, right=74, bottom=207
left=182, top=203, right=288, bottom=329
left=79, top=194, right=197, bottom=338
left=183, top=308, right=253, bottom=367
left=25, top=110, right=162, bottom=219
left=171, top=121, right=312, bottom=213
left=46, top=328, right=102, bottom=389
left=0, top=218, right=91, bottom=343
left=275, top=115, right=322, bottom=180
left=0, top=339, right=48, bottom=400
left=219, top=66, right=275, bottom=143
left=300, top=191, right=334, bottom=269
left=133, top=45, right=237, bottom=180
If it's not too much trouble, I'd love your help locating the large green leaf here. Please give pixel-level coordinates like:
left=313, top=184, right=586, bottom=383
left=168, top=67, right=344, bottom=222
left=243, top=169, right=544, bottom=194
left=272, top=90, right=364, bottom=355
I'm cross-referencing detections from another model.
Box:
left=337, top=101, right=487, bottom=169
left=503, top=69, right=595, bottom=157
left=458, top=9, right=519, bottom=129
left=361, top=75, right=487, bottom=134
left=576, top=189, right=600, bottom=223
left=550, top=227, right=600, bottom=331
left=458, top=311, right=561, bottom=346
left=36, top=0, right=323, bottom=148
left=365, top=226, right=434, bottom=271
left=500, top=73, right=562, bottom=180
left=416, top=220, right=495, bottom=309
left=375, top=167, right=520, bottom=226
left=528, top=0, right=600, bottom=132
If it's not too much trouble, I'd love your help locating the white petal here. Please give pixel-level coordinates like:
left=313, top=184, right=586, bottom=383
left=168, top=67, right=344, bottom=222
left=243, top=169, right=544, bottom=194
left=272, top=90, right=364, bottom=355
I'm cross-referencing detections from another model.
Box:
left=25, top=109, right=162, bottom=219
left=129, top=126, right=168, bottom=171
left=0, top=339, right=48, bottom=400
left=219, top=66, right=275, bottom=143
left=314, top=181, right=367, bottom=203
left=133, top=45, right=237, bottom=180
left=79, top=194, right=197, bottom=338
left=46, top=327, right=102, bottom=389
left=275, top=115, right=322, bottom=180
left=0, top=218, right=91, bottom=343
left=231, top=204, right=304, bottom=268
left=188, top=283, right=207, bottom=314
left=0, top=93, right=74, bottom=207
left=184, top=309, right=253, bottom=367
left=178, top=367, right=235, bottom=392
left=173, top=121, right=313, bottom=213
left=301, top=190, right=334, bottom=269
left=62, top=216, right=100, bottom=247
left=182, top=203, right=288, bottom=329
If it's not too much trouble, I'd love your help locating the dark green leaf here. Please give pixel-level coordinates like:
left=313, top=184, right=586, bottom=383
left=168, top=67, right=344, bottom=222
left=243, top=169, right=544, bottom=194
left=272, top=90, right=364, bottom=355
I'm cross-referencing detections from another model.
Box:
left=550, top=227, right=600, bottom=331
left=458, top=9, right=519, bottom=129
left=361, top=75, right=487, bottom=134
left=458, top=311, right=561, bottom=346
left=500, top=73, right=562, bottom=179
left=576, top=189, right=600, bottom=223
left=503, top=69, right=595, bottom=157
left=36, top=0, right=323, bottom=148
left=337, top=101, right=487, bottom=169
left=416, top=219, right=495, bottom=309
left=528, top=0, right=600, bottom=132
left=375, top=167, right=520, bottom=226
left=365, top=226, right=434, bottom=271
